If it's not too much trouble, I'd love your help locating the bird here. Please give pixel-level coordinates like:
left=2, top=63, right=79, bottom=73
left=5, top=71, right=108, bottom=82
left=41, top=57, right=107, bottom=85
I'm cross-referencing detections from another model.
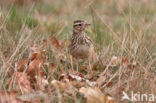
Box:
left=69, top=20, right=96, bottom=70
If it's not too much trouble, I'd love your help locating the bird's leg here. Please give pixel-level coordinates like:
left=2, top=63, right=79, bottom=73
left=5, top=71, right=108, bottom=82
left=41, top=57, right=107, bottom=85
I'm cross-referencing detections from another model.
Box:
left=76, top=60, right=79, bottom=71
left=88, top=58, right=92, bottom=72
left=70, top=55, right=74, bottom=70
left=70, top=56, right=79, bottom=71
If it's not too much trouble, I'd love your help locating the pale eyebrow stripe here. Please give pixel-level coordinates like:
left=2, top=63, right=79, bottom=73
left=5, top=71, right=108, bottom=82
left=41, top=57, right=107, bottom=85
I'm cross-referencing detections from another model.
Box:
left=74, top=22, right=82, bottom=26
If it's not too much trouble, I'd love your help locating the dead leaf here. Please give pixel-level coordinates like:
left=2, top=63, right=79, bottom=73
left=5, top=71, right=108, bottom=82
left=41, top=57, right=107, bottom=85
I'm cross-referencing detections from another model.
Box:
left=59, top=73, right=70, bottom=82
left=29, top=51, right=45, bottom=61
left=121, top=57, right=129, bottom=66
left=0, top=91, right=43, bottom=103
left=27, top=44, right=46, bottom=79
left=27, top=59, right=44, bottom=77
left=92, top=62, right=101, bottom=71
left=0, top=91, right=23, bottom=103
left=79, top=87, right=105, bottom=103
left=124, top=59, right=137, bottom=75
left=97, top=75, right=107, bottom=86
left=129, top=59, right=137, bottom=69
left=80, top=65, right=89, bottom=72
left=9, top=72, right=32, bottom=93
left=49, top=35, right=67, bottom=51
left=51, top=80, right=72, bottom=92
left=106, top=82, right=113, bottom=87
left=50, top=36, right=59, bottom=49
left=79, top=87, right=115, bottom=103
left=71, top=81, right=86, bottom=88
left=26, top=59, right=45, bottom=90
left=15, top=58, right=28, bottom=72
left=104, top=96, right=116, bottom=103
left=111, top=56, right=119, bottom=66
left=35, top=76, right=48, bottom=90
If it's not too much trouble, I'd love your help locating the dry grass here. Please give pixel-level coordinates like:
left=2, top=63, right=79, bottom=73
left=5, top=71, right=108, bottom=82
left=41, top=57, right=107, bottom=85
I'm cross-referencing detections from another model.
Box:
left=0, top=0, right=156, bottom=103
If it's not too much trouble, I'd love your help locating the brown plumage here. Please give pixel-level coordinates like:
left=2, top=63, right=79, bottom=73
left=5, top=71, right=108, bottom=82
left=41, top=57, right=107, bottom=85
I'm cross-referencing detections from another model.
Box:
left=69, top=20, right=96, bottom=69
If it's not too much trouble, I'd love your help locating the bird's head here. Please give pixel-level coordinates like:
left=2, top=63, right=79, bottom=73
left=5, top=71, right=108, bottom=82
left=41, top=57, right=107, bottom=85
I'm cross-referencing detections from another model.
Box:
left=73, top=20, right=91, bottom=32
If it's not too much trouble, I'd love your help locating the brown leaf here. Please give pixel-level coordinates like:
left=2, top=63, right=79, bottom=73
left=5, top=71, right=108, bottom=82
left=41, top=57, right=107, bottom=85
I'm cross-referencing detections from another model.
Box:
left=59, top=73, right=69, bottom=82
left=15, top=58, right=28, bottom=72
left=106, top=82, right=113, bottom=87
left=129, top=59, right=137, bottom=70
left=25, top=99, right=42, bottom=103
left=35, top=76, right=48, bottom=90
left=29, top=51, right=45, bottom=61
left=80, top=65, right=89, bottom=72
left=27, top=59, right=44, bottom=76
left=71, top=81, right=86, bottom=88
left=118, top=86, right=125, bottom=94
left=50, top=36, right=59, bottom=49
left=79, top=87, right=116, bottom=103
left=79, top=87, right=105, bottom=103
left=27, top=46, right=46, bottom=90
left=124, top=59, right=137, bottom=76
left=51, top=80, right=72, bottom=92
left=9, top=72, right=32, bottom=93
left=121, top=57, right=129, bottom=66
left=104, top=96, right=116, bottom=103
left=49, top=36, right=67, bottom=51
left=97, top=75, right=107, bottom=86
left=27, top=59, right=45, bottom=89
left=0, top=91, right=24, bottom=103
left=29, top=53, right=38, bottom=61
left=92, top=62, right=101, bottom=71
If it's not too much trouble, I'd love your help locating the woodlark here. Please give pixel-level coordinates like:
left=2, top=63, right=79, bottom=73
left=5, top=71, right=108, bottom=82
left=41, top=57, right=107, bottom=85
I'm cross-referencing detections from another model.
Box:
left=69, top=20, right=95, bottom=70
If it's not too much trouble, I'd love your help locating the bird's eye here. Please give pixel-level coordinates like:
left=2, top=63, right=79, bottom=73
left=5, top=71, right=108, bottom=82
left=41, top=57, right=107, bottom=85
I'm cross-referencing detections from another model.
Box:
left=78, top=24, right=82, bottom=26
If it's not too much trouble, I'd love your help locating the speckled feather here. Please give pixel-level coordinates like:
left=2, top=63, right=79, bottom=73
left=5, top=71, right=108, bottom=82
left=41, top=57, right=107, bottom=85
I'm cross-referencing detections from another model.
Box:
left=69, top=20, right=95, bottom=60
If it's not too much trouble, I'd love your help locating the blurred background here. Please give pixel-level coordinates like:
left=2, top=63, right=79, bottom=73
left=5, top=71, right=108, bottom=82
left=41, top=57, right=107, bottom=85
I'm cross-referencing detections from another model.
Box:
left=0, top=0, right=156, bottom=52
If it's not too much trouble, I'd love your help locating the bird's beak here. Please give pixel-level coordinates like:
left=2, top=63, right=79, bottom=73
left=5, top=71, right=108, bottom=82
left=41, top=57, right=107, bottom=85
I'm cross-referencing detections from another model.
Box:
left=85, top=22, right=91, bottom=26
